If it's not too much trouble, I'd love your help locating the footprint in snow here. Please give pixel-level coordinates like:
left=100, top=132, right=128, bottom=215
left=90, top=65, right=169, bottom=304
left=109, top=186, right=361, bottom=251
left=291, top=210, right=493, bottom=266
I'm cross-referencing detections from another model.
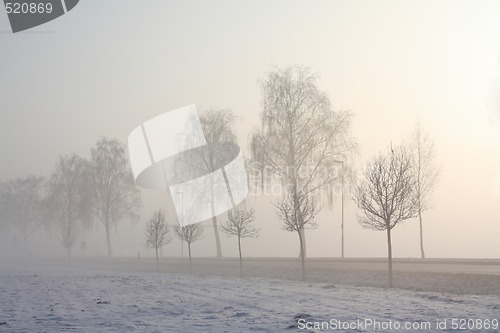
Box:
left=96, top=299, right=110, bottom=305
left=322, top=284, right=336, bottom=290
left=293, top=313, right=313, bottom=320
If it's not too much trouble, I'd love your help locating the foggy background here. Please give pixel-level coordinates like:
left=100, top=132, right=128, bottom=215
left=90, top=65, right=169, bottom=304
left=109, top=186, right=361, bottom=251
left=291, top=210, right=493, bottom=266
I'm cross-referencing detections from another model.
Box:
left=1, top=0, right=500, bottom=259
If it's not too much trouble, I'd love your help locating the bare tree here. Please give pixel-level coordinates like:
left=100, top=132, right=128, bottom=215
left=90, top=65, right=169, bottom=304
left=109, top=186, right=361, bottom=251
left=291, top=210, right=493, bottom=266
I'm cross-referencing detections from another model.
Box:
left=88, top=137, right=141, bottom=256
left=220, top=208, right=259, bottom=276
left=174, top=223, right=203, bottom=273
left=251, top=66, right=355, bottom=259
left=410, top=122, right=439, bottom=259
left=198, top=109, right=237, bottom=257
left=354, top=145, right=418, bottom=288
left=168, top=108, right=237, bottom=258
left=276, top=190, right=319, bottom=281
left=0, top=176, right=46, bottom=254
left=145, top=210, right=172, bottom=271
left=46, top=154, right=90, bottom=259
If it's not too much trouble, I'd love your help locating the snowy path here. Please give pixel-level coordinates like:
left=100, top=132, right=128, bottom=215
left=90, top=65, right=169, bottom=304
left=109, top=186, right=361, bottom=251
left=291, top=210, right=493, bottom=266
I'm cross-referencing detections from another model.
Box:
left=0, top=262, right=499, bottom=332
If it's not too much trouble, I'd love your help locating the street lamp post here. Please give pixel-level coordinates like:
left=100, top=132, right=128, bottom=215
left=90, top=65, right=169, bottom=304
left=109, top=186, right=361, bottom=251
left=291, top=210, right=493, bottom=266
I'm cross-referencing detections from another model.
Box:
left=334, top=160, right=345, bottom=259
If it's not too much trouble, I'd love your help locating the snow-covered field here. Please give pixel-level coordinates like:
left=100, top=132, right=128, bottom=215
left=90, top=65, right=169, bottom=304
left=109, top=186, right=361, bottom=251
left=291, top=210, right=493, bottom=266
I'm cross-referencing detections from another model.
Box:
left=0, top=258, right=499, bottom=332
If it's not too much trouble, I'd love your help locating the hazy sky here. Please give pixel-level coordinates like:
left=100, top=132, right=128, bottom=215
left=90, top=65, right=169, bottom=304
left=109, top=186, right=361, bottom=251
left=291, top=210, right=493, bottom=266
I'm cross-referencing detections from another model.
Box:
left=1, top=0, right=500, bottom=259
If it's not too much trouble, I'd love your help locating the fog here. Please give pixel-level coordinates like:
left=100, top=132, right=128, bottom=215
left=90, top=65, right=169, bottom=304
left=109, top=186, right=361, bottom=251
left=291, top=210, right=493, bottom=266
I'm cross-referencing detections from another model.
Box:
left=1, top=0, right=500, bottom=260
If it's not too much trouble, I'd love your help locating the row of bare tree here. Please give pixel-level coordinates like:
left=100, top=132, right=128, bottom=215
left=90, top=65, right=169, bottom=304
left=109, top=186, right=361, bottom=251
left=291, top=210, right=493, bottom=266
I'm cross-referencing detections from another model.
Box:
left=146, top=67, right=437, bottom=284
left=1, top=65, right=438, bottom=289
left=0, top=137, right=141, bottom=257
left=149, top=66, right=438, bottom=287
left=141, top=66, right=356, bottom=279
left=145, top=208, right=258, bottom=274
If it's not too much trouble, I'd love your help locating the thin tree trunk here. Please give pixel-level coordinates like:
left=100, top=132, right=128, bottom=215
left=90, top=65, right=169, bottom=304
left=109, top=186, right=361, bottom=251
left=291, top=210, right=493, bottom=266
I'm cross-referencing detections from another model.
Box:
left=292, top=171, right=306, bottom=259
left=419, top=212, right=425, bottom=259
left=238, top=236, right=243, bottom=277
left=293, top=191, right=307, bottom=259
left=298, top=228, right=307, bottom=258
left=155, top=247, right=159, bottom=272
left=66, top=217, right=72, bottom=261
left=208, top=175, right=222, bottom=258
left=386, top=227, right=393, bottom=288
left=212, top=215, right=222, bottom=257
left=105, top=223, right=112, bottom=257
left=298, top=231, right=305, bottom=281
left=188, top=242, right=192, bottom=274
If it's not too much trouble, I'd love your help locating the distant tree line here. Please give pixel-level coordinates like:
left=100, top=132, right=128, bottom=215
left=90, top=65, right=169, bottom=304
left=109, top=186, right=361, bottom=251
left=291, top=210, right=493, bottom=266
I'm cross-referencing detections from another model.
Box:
left=0, top=137, right=141, bottom=258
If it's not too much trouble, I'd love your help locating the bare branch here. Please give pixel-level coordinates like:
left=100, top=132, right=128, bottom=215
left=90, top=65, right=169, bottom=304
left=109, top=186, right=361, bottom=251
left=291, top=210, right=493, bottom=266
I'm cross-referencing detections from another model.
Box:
left=221, top=208, right=259, bottom=239
left=174, top=223, right=204, bottom=245
left=145, top=210, right=173, bottom=249
left=354, top=145, right=419, bottom=231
